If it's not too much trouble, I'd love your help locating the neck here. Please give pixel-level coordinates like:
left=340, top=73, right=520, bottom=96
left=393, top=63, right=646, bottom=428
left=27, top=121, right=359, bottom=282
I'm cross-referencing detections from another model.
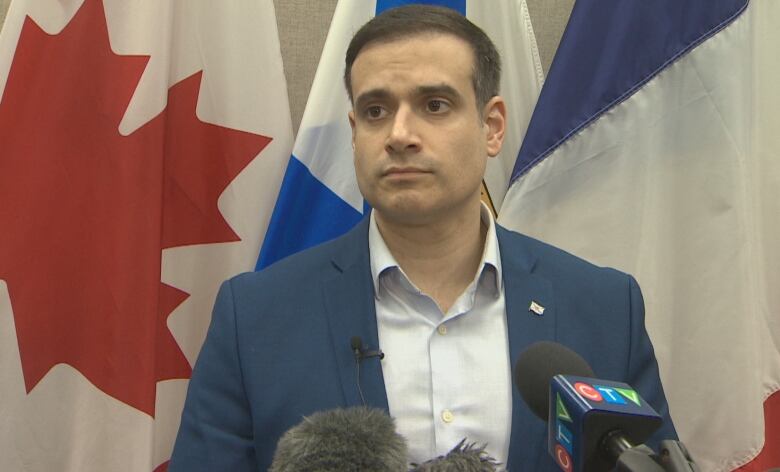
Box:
left=375, top=203, right=487, bottom=313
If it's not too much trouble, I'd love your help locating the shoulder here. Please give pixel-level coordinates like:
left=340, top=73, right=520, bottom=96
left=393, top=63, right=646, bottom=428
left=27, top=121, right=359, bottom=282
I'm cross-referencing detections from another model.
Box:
left=496, top=224, right=632, bottom=289
left=225, top=218, right=369, bottom=299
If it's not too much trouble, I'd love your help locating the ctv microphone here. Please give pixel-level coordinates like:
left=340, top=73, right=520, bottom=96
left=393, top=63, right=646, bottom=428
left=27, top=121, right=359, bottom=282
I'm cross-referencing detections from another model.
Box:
left=515, top=341, right=686, bottom=472
left=269, top=407, right=408, bottom=472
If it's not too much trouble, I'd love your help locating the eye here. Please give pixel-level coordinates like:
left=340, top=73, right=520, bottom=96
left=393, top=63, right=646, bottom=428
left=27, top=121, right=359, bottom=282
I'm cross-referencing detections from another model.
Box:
left=364, top=105, right=387, bottom=120
left=426, top=99, right=450, bottom=113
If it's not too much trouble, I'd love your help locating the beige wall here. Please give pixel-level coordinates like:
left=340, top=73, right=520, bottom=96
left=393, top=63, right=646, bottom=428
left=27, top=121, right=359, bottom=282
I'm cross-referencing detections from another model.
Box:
left=0, top=0, right=572, bottom=135
left=0, top=0, right=10, bottom=29
left=271, top=0, right=573, bottom=134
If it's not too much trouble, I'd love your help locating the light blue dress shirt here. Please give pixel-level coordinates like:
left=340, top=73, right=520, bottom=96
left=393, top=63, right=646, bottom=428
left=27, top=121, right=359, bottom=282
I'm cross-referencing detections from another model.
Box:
left=369, top=204, right=512, bottom=467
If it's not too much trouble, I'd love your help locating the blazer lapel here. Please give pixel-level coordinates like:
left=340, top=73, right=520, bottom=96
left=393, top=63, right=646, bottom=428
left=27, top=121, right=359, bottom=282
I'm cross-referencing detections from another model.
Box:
left=321, top=218, right=389, bottom=411
left=497, top=226, right=557, bottom=470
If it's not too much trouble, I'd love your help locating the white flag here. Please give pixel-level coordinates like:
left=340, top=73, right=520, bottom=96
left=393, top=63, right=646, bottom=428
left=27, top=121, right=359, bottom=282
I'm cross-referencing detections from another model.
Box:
left=499, top=0, right=780, bottom=469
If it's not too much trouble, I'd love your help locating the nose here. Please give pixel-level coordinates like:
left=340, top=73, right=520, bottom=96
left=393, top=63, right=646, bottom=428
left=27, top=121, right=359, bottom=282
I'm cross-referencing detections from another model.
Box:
left=385, top=106, right=421, bottom=155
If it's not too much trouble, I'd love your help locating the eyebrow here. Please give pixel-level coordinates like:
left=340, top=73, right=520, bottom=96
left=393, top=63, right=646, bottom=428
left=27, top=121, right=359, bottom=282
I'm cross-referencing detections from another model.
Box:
left=354, top=89, right=393, bottom=110
left=354, top=84, right=462, bottom=109
left=415, top=84, right=461, bottom=100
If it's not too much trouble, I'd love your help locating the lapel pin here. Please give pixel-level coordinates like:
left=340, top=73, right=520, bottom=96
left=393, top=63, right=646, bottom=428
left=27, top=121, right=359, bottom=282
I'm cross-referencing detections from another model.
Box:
left=529, top=301, right=545, bottom=316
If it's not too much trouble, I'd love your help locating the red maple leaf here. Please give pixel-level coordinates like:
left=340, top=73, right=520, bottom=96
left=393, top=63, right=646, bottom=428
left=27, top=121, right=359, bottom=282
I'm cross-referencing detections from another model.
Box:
left=0, top=0, right=271, bottom=416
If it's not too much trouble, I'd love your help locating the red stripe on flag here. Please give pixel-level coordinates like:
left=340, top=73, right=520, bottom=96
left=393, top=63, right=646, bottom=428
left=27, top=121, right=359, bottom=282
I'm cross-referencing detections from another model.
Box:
left=735, top=389, right=780, bottom=471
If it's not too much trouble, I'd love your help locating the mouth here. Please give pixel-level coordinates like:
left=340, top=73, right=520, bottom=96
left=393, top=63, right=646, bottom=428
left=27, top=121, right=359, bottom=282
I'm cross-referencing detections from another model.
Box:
left=382, top=167, right=431, bottom=178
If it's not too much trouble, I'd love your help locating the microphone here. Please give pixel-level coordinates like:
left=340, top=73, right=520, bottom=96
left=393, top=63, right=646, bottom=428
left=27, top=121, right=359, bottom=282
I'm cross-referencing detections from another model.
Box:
left=351, top=336, right=385, bottom=360
left=270, top=407, right=501, bottom=472
left=269, top=407, right=408, bottom=472
left=350, top=336, right=384, bottom=406
left=410, top=439, right=499, bottom=471
left=514, top=341, right=695, bottom=472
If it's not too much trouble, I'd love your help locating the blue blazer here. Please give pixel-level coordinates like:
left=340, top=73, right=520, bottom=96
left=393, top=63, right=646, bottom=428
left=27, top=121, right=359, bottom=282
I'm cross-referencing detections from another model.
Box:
left=170, top=219, right=676, bottom=471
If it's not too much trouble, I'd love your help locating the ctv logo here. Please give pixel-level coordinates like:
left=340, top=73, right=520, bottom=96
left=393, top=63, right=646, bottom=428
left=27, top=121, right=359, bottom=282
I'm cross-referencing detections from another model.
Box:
left=554, top=393, right=574, bottom=472
left=573, top=382, right=641, bottom=406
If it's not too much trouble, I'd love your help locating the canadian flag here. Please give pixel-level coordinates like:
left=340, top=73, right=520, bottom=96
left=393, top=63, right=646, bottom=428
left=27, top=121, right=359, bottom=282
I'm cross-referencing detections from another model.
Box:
left=0, top=0, right=293, bottom=470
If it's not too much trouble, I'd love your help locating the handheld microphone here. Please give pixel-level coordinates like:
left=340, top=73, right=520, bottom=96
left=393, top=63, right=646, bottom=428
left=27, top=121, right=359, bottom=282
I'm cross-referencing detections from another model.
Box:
left=514, top=341, right=694, bottom=472
left=269, top=407, right=408, bottom=472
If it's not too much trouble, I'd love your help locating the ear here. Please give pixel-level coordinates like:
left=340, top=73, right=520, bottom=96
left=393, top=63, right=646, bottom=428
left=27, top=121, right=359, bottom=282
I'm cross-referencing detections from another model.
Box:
left=482, top=96, right=506, bottom=158
left=348, top=110, right=357, bottom=149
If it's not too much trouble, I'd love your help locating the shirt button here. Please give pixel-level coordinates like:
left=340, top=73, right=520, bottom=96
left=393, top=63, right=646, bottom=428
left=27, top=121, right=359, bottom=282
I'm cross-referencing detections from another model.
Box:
left=437, top=325, right=447, bottom=335
left=441, top=409, right=454, bottom=423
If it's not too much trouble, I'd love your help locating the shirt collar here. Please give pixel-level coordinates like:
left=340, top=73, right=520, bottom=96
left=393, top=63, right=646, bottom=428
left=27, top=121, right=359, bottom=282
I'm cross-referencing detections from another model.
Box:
left=368, top=202, right=503, bottom=299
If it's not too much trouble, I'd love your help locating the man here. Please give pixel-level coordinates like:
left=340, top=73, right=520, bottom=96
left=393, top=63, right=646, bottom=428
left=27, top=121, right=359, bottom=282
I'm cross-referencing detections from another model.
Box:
left=170, top=5, right=676, bottom=470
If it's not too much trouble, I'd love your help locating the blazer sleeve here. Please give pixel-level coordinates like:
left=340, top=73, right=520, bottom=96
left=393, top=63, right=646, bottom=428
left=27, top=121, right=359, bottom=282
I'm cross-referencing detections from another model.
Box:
left=626, top=275, right=679, bottom=448
left=169, top=280, right=258, bottom=471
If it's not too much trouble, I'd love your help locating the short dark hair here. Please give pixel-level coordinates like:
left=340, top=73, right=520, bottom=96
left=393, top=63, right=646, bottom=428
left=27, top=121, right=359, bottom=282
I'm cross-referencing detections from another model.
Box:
left=344, top=5, right=501, bottom=109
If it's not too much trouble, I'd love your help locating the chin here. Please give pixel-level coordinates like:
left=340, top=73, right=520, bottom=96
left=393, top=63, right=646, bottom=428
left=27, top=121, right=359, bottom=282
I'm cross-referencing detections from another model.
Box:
left=375, top=202, right=440, bottom=226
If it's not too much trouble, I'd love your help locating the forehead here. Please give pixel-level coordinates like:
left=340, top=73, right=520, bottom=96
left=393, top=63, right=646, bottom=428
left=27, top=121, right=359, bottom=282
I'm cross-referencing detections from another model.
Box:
left=350, top=33, right=475, bottom=98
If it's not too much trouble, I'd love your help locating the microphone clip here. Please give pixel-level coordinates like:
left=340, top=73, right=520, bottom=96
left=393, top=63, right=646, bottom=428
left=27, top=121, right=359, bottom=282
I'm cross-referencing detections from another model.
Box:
left=350, top=336, right=384, bottom=407
left=350, top=336, right=385, bottom=362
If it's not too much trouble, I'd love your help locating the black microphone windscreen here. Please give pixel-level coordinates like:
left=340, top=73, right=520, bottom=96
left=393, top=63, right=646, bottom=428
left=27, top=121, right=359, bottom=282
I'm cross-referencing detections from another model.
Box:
left=270, top=407, right=408, bottom=472
left=513, top=341, right=594, bottom=421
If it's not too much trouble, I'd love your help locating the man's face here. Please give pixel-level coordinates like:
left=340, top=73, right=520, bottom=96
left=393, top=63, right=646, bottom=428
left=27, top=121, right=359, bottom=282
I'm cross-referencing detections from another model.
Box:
left=348, top=33, right=505, bottom=226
